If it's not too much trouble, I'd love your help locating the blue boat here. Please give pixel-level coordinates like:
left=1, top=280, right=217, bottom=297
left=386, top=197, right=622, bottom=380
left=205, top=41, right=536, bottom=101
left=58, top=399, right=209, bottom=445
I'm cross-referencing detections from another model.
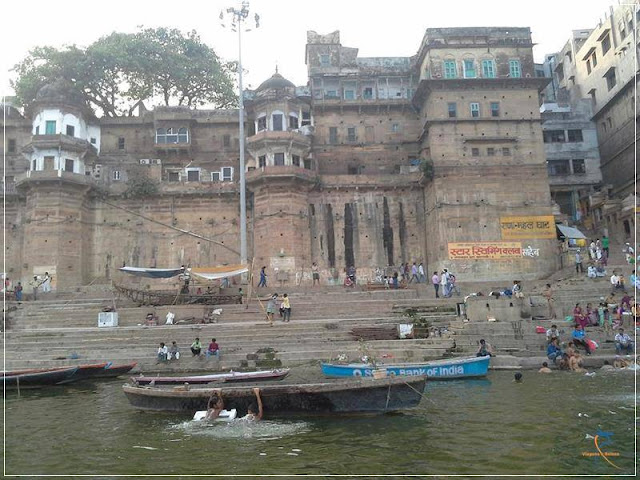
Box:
left=321, top=355, right=490, bottom=380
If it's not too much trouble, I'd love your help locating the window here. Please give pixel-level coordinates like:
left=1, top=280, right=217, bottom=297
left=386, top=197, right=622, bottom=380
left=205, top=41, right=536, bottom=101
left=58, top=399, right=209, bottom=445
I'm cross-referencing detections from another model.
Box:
left=165, top=128, right=178, bottom=143
left=509, top=60, right=521, bottom=78
left=447, top=102, right=457, bottom=118
left=443, top=60, right=457, bottom=79
left=304, top=158, right=312, bottom=170
left=258, top=155, right=266, bottom=168
left=470, top=102, right=480, bottom=118
left=177, top=127, right=189, bottom=143
left=45, top=120, right=56, bottom=135
left=543, top=130, right=565, bottom=143
left=482, top=60, right=496, bottom=78
left=391, top=123, right=400, bottom=133
left=156, top=128, right=166, bottom=144
left=301, top=111, right=311, bottom=126
left=601, top=121, right=607, bottom=133
left=502, top=147, right=511, bottom=156
left=167, top=172, right=179, bottom=182
left=32, top=159, right=37, bottom=170
left=471, top=148, right=480, bottom=156
left=118, top=137, right=125, bottom=150
left=221, top=167, right=233, bottom=181
left=289, top=115, right=298, bottom=129
left=607, top=117, right=612, bottom=129
left=547, top=159, right=570, bottom=175
left=113, top=170, right=121, bottom=181
left=320, top=54, right=330, bottom=66
left=619, top=20, right=627, bottom=39
left=487, top=147, right=495, bottom=156
left=572, top=159, right=586, bottom=174
left=586, top=59, right=592, bottom=74
left=211, top=171, right=220, bottom=182
left=343, top=82, right=356, bottom=100
left=329, top=127, right=338, bottom=144
left=35, top=126, right=40, bottom=135
left=325, top=90, right=338, bottom=99
left=186, top=170, right=200, bottom=182
left=601, top=34, right=611, bottom=55
left=274, top=153, right=285, bottom=166
left=292, top=154, right=300, bottom=167
left=605, top=67, right=617, bottom=91
left=490, top=102, right=500, bottom=117
left=7, top=138, right=16, bottom=153
left=272, top=114, right=283, bottom=131
left=347, top=127, right=357, bottom=142
left=363, top=87, right=373, bottom=99
left=223, top=134, right=231, bottom=147
left=257, top=116, right=267, bottom=131
left=591, top=51, right=597, bottom=67
left=463, top=59, right=476, bottom=78
left=64, top=159, right=74, bottom=172
left=90, top=137, right=96, bottom=144
left=66, top=125, right=75, bottom=137
left=567, top=129, right=583, bottom=142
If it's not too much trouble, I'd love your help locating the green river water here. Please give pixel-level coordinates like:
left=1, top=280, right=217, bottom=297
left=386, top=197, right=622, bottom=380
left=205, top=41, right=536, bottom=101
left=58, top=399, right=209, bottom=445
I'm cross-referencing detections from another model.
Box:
left=3, top=370, right=637, bottom=477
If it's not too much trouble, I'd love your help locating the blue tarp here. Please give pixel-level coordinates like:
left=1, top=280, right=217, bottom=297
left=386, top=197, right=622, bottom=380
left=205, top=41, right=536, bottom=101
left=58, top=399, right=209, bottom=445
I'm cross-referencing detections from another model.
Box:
left=118, top=267, right=184, bottom=279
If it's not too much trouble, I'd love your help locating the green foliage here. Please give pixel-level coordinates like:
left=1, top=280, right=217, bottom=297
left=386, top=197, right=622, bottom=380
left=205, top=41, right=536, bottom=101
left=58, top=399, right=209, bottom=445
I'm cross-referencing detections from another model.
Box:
left=421, top=158, right=435, bottom=181
left=11, top=28, right=237, bottom=116
left=123, top=172, right=159, bottom=199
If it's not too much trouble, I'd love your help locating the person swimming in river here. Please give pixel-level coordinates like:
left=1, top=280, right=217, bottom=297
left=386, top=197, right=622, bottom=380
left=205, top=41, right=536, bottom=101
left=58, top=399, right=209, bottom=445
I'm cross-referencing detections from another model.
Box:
left=240, top=387, right=264, bottom=421
left=205, top=389, right=224, bottom=421
left=513, top=372, right=523, bottom=383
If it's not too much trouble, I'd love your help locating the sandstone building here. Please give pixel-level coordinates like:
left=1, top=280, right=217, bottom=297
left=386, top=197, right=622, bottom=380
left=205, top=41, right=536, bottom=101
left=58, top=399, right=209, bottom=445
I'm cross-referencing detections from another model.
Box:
left=2, top=28, right=559, bottom=289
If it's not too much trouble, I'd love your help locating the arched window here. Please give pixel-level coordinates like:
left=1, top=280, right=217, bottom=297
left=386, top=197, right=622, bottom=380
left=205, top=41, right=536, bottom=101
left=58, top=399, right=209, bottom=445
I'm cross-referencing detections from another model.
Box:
left=156, top=127, right=190, bottom=144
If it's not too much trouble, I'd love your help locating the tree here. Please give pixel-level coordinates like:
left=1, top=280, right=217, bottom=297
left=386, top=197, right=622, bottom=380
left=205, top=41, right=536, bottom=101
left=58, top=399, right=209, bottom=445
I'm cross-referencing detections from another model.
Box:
left=11, top=28, right=237, bottom=116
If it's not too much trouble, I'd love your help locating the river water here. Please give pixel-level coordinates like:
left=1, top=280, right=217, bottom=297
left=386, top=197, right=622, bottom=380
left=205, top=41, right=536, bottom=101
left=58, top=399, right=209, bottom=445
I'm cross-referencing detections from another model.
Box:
left=3, top=370, right=637, bottom=477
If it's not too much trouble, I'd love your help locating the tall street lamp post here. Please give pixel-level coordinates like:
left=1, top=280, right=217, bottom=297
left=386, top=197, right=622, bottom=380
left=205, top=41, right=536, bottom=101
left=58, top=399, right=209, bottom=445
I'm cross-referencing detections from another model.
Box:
left=221, top=1, right=259, bottom=267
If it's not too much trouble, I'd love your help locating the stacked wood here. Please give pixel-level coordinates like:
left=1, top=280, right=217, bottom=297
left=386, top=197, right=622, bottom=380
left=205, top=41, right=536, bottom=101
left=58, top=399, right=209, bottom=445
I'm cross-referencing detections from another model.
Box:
left=350, top=325, right=399, bottom=340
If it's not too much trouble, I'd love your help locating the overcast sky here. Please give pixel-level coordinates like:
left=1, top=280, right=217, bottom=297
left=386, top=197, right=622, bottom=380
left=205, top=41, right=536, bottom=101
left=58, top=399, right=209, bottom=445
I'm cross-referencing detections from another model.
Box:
left=0, top=0, right=622, bottom=99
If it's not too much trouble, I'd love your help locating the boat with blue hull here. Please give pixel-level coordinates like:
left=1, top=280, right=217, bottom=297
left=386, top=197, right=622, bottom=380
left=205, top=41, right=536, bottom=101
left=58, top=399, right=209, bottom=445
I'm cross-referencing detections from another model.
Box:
left=321, top=355, right=490, bottom=380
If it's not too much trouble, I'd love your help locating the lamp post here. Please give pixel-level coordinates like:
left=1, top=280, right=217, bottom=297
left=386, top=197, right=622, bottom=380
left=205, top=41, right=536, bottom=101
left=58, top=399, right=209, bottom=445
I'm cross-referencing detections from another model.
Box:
left=221, top=1, right=259, bottom=267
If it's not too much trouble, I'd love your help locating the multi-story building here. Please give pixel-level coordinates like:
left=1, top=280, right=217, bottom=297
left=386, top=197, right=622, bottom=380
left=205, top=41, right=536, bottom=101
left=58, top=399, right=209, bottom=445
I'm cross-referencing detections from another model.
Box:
left=1, top=27, right=559, bottom=289
left=549, top=2, right=639, bottom=241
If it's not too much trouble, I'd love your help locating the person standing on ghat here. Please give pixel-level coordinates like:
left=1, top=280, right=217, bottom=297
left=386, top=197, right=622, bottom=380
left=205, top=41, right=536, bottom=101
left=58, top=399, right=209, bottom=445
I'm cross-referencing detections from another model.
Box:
left=258, top=266, right=267, bottom=288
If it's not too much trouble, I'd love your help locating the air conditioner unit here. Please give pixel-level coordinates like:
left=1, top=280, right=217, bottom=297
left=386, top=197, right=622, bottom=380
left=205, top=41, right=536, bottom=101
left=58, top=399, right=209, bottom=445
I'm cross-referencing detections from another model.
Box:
left=150, top=159, right=162, bottom=165
left=139, top=159, right=150, bottom=165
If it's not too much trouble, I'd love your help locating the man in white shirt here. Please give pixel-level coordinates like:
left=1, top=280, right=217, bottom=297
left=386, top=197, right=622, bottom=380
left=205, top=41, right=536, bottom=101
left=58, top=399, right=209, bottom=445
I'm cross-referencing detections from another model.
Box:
left=418, top=263, right=425, bottom=283
left=610, top=271, right=624, bottom=293
left=614, top=328, right=634, bottom=355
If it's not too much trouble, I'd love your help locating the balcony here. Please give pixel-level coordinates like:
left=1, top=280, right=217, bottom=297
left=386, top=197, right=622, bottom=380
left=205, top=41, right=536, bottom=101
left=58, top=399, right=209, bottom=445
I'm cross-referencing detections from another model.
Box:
left=247, top=129, right=312, bottom=153
left=22, top=134, right=96, bottom=155
left=15, top=170, right=95, bottom=190
left=246, top=165, right=318, bottom=186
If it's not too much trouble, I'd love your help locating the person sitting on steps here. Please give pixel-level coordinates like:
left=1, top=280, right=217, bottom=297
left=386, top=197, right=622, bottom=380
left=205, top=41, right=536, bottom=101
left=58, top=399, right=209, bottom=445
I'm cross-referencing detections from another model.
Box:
left=476, top=339, right=494, bottom=357
left=206, top=338, right=220, bottom=359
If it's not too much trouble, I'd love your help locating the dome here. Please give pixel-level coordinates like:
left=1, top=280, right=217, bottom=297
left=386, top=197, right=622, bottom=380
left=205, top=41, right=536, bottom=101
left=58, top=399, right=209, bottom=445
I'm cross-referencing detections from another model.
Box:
left=256, top=72, right=295, bottom=92
left=35, top=78, right=85, bottom=108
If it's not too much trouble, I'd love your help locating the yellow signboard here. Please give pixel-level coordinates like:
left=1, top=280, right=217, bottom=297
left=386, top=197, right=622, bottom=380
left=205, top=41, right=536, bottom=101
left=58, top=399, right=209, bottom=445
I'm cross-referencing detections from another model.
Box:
left=500, top=215, right=556, bottom=240
left=448, top=242, right=523, bottom=260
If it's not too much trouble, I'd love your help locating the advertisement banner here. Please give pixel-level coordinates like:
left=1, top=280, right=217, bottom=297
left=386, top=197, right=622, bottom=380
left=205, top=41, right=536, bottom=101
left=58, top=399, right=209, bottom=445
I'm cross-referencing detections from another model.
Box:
left=448, top=242, right=523, bottom=260
left=500, top=215, right=556, bottom=239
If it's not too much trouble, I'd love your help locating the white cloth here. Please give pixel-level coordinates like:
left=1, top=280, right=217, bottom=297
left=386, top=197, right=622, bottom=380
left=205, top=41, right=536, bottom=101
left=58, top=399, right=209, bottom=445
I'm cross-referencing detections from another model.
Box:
left=610, top=275, right=620, bottom=286
left=165, top=312, right=175, bottom=325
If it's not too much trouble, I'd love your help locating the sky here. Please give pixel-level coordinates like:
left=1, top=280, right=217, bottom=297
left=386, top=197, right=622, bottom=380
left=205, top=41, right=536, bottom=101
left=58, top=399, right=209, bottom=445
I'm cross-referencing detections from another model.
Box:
left=0, top=0, right=625, bottom=100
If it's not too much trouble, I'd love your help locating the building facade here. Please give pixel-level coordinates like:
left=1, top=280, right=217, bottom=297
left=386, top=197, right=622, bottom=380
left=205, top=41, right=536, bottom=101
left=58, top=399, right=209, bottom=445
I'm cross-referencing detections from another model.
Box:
left=2, top=28, right=560, bottom=289
left=546, top=2, right=639, bottom=241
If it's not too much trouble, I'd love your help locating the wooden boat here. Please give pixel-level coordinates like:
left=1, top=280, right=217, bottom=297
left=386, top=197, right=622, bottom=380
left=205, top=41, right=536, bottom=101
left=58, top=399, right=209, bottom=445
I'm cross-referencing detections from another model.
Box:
left=122, top=375, right=426, bottom=416
left=131, top=368, right=289, bottom=386
left=57, top=362, right=110, bottom=384
left=93, top=362, right=138, bottom=378
left=3, top=367, right=79, bottom=387
left=321, top=355, right=490, bottom=380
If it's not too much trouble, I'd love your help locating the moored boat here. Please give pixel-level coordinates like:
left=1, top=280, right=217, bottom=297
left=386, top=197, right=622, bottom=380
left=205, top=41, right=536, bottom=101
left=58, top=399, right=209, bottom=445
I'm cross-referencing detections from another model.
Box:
left=122, top=375, right=426, bottom=416
left=321, top=355, right=490, bottom=380
left=3, top=367, right=79, bottom=388
left=93, top=362, right=138, bottom=378
left=57, top=362, right=110, bottom=384
left=131, top=368, right=289, bottom=386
